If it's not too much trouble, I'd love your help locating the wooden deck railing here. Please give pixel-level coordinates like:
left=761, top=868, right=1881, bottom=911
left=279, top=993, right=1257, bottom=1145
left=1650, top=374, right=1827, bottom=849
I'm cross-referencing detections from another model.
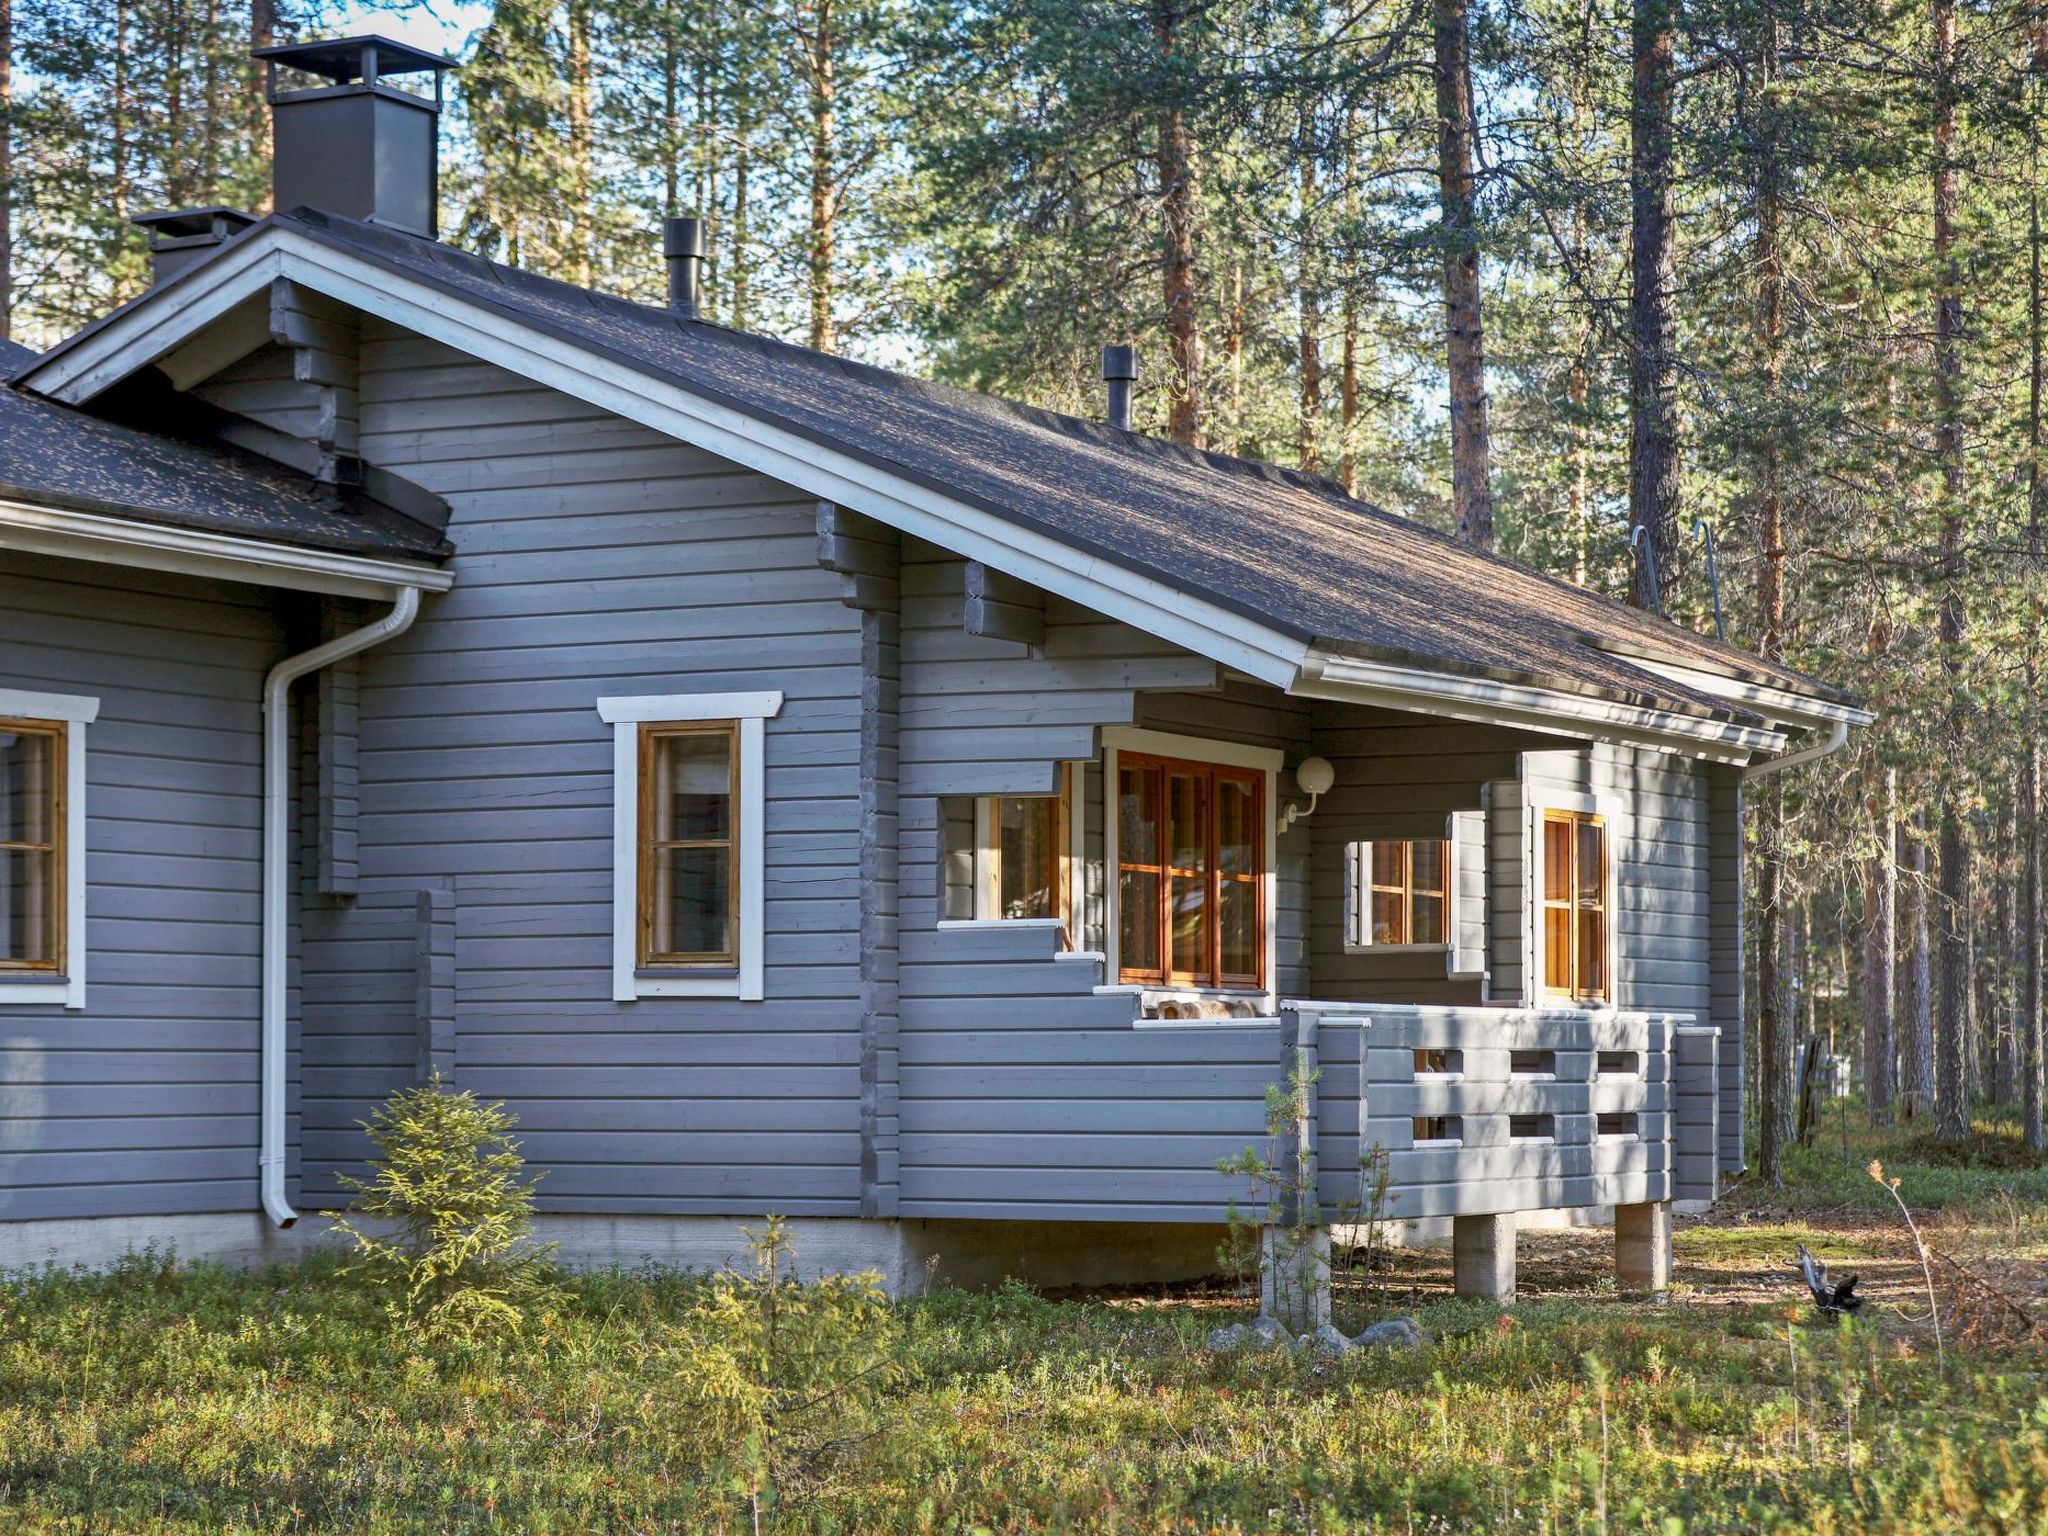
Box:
left=1281, top=1001, right=1719, bottom=1222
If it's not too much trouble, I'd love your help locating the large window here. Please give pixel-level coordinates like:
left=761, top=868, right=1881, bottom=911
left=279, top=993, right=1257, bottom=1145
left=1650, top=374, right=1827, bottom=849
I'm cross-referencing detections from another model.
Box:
left=598, top=691, right=781, bottom=1001
left=1359, top=839, right=1447, bottom=948
left=639, top=723, right=737, bottom=967
left=1541, top=808, right=1609, bottom=1002
left=1116, top=753, right=1264, bottom=989
left=0, top=719, right=63, bottom=974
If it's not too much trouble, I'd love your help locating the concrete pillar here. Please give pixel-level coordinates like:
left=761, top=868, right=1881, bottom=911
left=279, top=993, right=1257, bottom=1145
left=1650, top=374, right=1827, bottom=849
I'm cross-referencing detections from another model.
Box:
left=1260, top=1224, right=1331, bottom=1330
left=1453, top=1212, right=1516, bottom=1302
left=1615, top=1200, right=1673, bottom=1293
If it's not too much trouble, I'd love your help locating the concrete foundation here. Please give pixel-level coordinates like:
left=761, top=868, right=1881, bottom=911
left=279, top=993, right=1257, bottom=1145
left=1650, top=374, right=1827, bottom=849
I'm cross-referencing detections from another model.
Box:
left=905, top=1218, right=1228, bottom=1292
left=1453, top=1212, right=1517, bottom=1301
left=1614, top=1200, right=1672, bottom=1293
left=1258, top=1224, right=1331, bottom=1330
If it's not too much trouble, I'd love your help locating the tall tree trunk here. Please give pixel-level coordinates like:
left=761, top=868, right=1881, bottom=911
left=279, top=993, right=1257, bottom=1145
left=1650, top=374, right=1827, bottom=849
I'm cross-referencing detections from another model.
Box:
left=1, top=0, right=12, bottom=343
left=1156, top=0, right=1202, bottom=447
left=250, top=0, right=273, bottom=214
left=566, top=0, right=594, bottom=287
left=1865, top=766, right=1897, bottom=1122
left=1998, top=798, right=2019, bottom=1103
left=806, top=0, right=836, bottom=353
left=1298, top=149, right=1322, bottom=474
left=1435, top=0, right=1492, bottom=547
left=1340, top=283, right=1359, bottom=495
left=2027, top=64, right=2045, bottom=1151
left=1226, top=262, right=1244, bottom=455
left=1906, top=821, right=1936, bottom=1118
left=1933, top=0, right=1971, bottom=1144
left=661, top=18, right=681, bottom=221
left=1627, top=0, right=1678, bottom=610
left=733, top=128, right=751, bottom=332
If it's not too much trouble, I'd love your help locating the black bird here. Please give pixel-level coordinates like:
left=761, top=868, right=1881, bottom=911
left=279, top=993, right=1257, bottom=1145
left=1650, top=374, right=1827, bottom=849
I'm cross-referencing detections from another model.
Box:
left=1797, top=1244, right=1864, bottom=1314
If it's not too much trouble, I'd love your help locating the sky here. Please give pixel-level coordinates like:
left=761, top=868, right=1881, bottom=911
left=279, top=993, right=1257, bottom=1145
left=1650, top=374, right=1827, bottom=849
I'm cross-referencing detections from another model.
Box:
left=321, top=1, right=487, bottom=61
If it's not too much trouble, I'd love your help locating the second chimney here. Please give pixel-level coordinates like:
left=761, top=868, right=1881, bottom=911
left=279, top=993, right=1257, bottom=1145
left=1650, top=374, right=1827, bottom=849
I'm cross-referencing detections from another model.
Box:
left=130, top=207, right=258, bottom=286
left=665, top=217, right=707, bottom=320
left=1101, top=344, right=1137, bottom=431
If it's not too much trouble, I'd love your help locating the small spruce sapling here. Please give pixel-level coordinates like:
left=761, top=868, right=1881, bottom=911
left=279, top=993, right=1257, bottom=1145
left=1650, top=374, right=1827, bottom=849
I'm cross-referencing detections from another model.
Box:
left=330, top=1074, right=562, bottom=1340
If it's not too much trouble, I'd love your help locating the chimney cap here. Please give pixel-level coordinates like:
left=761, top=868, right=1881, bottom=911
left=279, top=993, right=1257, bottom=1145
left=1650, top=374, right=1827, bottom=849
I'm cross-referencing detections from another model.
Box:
left=254, top=34, right=458, bottom=84
left=663, top=215, right=707, bottom=259
left=130, top=207, right=259, bottom=242
left=1101, top=344, right=1138, bottom=382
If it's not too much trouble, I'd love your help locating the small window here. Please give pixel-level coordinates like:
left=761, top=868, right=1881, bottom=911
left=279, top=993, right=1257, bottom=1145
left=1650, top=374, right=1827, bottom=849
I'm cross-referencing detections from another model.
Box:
left=639, top=723, right=737, bottom=967
left=975, top=767, right=1073, bottom=928
left=599, top=691, right=781, bottom=1001
left=0, top=719, right=64, bottom=973
left=1541, top=809, right=1609, bottom=1002
left=1354, top=838, right=1448, bottom=948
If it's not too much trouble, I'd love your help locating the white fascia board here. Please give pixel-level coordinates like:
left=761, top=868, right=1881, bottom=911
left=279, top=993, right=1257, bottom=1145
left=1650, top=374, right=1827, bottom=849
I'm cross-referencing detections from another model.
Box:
left=0, top=498, right=452, bottom=599
left=1616, top=655, right=1874, bottom=731
left=250, top=235, right=1311, bottom=690
left=1296, top=650, right=1787, bottom=765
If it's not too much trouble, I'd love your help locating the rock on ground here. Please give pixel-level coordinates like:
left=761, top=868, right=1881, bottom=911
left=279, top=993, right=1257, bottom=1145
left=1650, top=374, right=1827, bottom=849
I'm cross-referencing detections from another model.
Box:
left=1355, top=1316, right=1430, bottom=1350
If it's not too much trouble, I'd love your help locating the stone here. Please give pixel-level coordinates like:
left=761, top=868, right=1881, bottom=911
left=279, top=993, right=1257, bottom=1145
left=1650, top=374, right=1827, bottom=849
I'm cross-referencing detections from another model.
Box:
left=1355, top=1316, right=1430, bottom=1351
left=1205, top=1323, right=1248, bottom=1352
left=1308, top=1321, right=1353, bottom=1357
left=1247, top=1315, right=1291, bottom=1349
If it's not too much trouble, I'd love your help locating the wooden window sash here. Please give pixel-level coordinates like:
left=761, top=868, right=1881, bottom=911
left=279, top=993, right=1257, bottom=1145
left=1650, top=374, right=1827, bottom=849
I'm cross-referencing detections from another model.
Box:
left=1540, top=809, right=1608, bottom=1003
left=1117, top=752, right=1264, bottom=990
left=637, top=721, right=740, bottom=968
left=0, top=718, right=64, bottom=973
left=988, top=765, right=1072, bottom=933
left=1363, top=838, right=1449, bottom=948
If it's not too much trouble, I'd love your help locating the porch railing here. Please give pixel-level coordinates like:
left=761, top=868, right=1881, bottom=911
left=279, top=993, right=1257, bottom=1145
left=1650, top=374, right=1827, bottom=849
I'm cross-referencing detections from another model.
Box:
left=1280, top=1001, right=1719, bottom=1222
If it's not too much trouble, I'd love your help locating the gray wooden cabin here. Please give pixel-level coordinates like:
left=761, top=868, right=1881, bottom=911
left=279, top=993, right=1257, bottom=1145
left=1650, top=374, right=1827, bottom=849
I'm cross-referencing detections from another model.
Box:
left=0, top=38, right=1866, bottom=1294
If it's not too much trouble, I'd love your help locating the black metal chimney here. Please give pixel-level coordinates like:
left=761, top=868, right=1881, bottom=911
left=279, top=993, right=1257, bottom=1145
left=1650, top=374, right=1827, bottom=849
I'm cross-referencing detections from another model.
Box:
left=130, top=207, right=259, bottom=286
left=254, top=36, right=457, bottom=238
left=1101, top=344, right=1137, bottom=431
left=664, top=217, right=706, bottom=320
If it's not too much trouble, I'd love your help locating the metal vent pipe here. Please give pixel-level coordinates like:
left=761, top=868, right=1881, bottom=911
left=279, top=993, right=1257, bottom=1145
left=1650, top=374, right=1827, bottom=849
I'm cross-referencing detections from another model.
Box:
left=665, top=216, right=707, bottom=320
left=1102, top=344, right=1137, bottom=431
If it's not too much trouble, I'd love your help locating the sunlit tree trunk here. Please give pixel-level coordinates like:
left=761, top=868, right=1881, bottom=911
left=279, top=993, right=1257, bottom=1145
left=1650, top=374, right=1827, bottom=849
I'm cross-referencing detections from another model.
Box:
left=1, top=0, right=12, bottom=342
left=1435, top=0, right=1491, bottom=547
left=1865, top=766, right=1897, bottom=1123
left=1155, top=0, right=1202, bottom=446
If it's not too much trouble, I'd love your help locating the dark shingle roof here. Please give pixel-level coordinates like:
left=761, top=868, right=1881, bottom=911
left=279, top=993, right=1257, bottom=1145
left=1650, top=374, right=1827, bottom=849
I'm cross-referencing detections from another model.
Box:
left=0, top=336, right=448, bottom=563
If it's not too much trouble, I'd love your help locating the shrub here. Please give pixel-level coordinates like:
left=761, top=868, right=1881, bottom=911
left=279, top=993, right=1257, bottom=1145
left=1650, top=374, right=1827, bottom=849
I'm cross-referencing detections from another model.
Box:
left=330, top=1075, right=562, bottom=1340
left=665, top=1215, right=901, bottom=1522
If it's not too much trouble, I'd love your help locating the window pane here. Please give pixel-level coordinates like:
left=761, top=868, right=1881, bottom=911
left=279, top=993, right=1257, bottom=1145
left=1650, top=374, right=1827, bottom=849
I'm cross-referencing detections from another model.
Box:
left=1543, top=817, right=1572, bottom=902
left=1411, top=891, right=1445, bottom=946
left=0, top=846, right=54, bottom=964
left=1369, top=840, right=1403, bottom=890
left=1371, top=888, right=1405, bottom=946
left=1216, top=778, right=1257, bottom=877
left=654, top=844, right=732, bottom=957
left=1166, top=773, right=1207, bottom=873
left=1219, top=877, right=1257, bottom=977
left=1118, top=766, right=1159, bottom=867
left=1544, top=906, right=1571, bottom=991
left=654, top=732, right=731, bottom=841
left=1169, top=875, right=1208, bottom=976
left=1577, top=909, right=1606, bottom=997
left=998, top=796, right=1060, bottom=920
left=0, top=729, right=52, bottom=847
left=1577, top=820, right=1605, bottom=905
left=1410, top=839, right=1446, bottom=897
left=1120, top=869, right=1161, bottom=972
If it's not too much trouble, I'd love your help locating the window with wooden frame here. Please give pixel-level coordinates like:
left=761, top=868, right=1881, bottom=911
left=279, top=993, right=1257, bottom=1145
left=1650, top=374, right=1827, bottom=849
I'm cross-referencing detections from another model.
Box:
left=0, top=718, right=64, bottom=975
left=638, top=721, right=738, bottom=969
left=976, top=767, right=1072, bottom=927
left=1356, top=838, right=1449, bottom=948
left=1116, top=753, right=1264, bottom=989
left=1541, top=808, right=1609, bottom=1002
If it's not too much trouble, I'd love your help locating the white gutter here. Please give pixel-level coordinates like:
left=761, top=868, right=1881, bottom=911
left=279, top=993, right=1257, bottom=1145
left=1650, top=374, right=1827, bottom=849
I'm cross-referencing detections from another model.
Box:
left=1740, top=719, right=1850, bottom=783
left=260, top=586, right=422, bottom=1227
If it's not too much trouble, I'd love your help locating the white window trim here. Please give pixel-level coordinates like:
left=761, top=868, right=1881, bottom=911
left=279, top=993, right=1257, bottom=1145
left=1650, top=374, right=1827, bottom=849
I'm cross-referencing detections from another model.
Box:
left=597, top=691, right=782, bottom=1001
left=969, top=766, right=1077, bottom=929
left=1342, top=835, right=1455, bottom=955
left=1528, top=787, right=1622, bottom=1010
left=0, top=687, right=98, bottom=1009
left=1100, top=726, right=1282, bottom=1004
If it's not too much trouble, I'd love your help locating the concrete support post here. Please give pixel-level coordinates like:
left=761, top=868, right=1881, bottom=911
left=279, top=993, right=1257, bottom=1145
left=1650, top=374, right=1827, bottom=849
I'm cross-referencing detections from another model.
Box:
left=1614, top=1200, right=1673, bottom=1293
left=1260, top=1224, right=1331, bottom=1330
left=1453, top=1212, right=1517, bottom=1302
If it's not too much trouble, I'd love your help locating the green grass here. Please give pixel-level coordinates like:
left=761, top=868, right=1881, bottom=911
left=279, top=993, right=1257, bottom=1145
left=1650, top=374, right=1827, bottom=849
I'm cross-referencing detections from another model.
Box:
left=5, top=1122, right=2048, bottom=1533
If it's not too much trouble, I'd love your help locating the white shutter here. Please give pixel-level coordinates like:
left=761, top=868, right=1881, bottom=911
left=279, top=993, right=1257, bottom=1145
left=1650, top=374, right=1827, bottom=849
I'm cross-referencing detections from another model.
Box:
left=1343, top=838, right=1366, bottom=949
left=1446, top=809, right=1488, bottom=980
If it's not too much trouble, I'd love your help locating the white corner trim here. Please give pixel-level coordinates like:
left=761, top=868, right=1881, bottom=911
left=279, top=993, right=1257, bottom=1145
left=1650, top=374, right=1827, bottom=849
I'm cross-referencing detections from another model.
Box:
left=597, top=691, right=783, bottom=725
left=0, top=692, right=95, bottom=1010
left=603, top=694, right=781, bottom=1002
left=0, top=498, right=453, bottom=600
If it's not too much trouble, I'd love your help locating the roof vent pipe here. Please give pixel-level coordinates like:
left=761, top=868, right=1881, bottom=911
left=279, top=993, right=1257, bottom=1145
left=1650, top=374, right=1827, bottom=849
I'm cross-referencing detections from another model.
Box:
left=665, top=216, right=706, bottom=320
left=1101, top=344, right=1137, bottom=432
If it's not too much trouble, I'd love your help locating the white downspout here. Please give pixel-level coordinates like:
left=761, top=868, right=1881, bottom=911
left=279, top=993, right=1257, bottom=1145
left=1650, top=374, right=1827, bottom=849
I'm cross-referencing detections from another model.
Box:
left=1739, top=719, right=1849, bottom=783
left=261, top=586, right=422, bottom=1227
